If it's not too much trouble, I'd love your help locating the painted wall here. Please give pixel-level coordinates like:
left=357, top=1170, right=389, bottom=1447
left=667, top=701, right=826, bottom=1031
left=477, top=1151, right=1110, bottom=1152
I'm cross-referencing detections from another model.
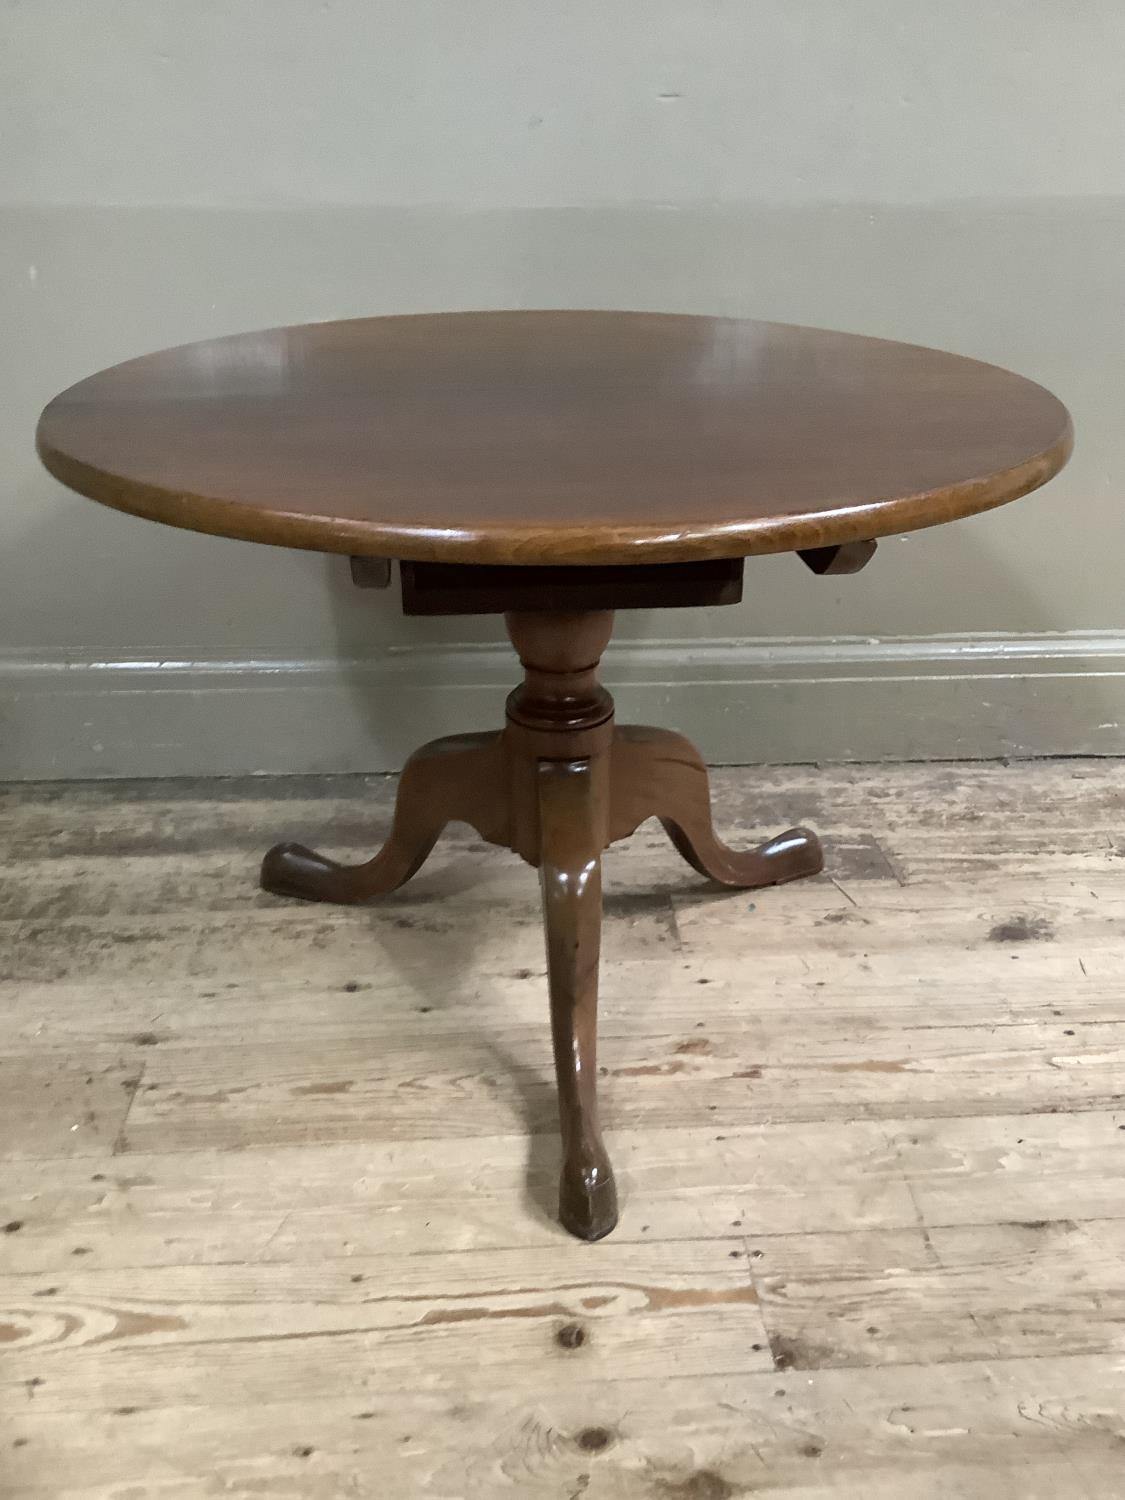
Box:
left=3, top=1, right=1121, bottom=774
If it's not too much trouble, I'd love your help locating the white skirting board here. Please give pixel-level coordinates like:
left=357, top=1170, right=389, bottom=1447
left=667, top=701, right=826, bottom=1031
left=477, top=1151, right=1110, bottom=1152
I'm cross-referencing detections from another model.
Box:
left=2, top=633, right=1125, bottom=779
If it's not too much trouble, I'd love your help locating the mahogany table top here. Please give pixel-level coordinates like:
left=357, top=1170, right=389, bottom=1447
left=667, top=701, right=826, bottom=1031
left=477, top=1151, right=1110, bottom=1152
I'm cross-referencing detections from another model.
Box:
left=37, top=310, right=1072, bottom=567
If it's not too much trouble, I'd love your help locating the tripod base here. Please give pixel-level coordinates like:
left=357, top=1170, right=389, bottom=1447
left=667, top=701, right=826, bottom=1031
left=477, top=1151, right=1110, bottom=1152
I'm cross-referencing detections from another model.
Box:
left=262, top=610, right=823, bottom=1241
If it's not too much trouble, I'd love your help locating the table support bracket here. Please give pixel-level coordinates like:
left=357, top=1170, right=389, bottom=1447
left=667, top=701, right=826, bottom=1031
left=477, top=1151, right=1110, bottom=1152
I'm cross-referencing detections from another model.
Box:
left=797, top=538, right=878, bottom=575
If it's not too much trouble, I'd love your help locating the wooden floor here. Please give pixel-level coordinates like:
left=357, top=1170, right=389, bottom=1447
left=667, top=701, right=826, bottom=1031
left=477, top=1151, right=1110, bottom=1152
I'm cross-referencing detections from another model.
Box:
left=2, top=760, right=1125, bottom=1497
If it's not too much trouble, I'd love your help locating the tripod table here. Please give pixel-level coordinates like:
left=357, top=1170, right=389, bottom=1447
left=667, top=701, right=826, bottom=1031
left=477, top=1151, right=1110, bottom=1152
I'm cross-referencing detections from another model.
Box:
left=37, top=310, right=1072, bottom=1240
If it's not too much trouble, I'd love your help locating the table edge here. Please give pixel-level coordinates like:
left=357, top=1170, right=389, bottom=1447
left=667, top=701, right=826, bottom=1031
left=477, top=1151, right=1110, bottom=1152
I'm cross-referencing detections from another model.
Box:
left=36, top=412, right=1073, bottom=567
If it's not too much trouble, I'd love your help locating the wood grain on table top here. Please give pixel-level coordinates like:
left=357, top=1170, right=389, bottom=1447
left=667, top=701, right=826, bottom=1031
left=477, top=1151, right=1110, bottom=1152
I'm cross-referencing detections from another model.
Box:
left=37, top=310, right=1072, bottom=566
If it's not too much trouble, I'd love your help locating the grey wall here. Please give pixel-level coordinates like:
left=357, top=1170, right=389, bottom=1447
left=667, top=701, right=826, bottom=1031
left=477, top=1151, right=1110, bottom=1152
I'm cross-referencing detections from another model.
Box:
left=3, top=1, right=1122, bottom=775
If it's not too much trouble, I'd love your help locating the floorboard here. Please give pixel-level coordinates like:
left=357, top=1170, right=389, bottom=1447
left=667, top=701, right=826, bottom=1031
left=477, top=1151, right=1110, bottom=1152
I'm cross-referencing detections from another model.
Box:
left=2, top=759, right=1124, bottom=1496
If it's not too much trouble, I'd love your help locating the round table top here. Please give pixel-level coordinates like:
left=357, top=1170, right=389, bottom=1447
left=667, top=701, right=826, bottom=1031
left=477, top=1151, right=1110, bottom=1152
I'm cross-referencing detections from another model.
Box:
left=37, top=310, right=1072, bottom=568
